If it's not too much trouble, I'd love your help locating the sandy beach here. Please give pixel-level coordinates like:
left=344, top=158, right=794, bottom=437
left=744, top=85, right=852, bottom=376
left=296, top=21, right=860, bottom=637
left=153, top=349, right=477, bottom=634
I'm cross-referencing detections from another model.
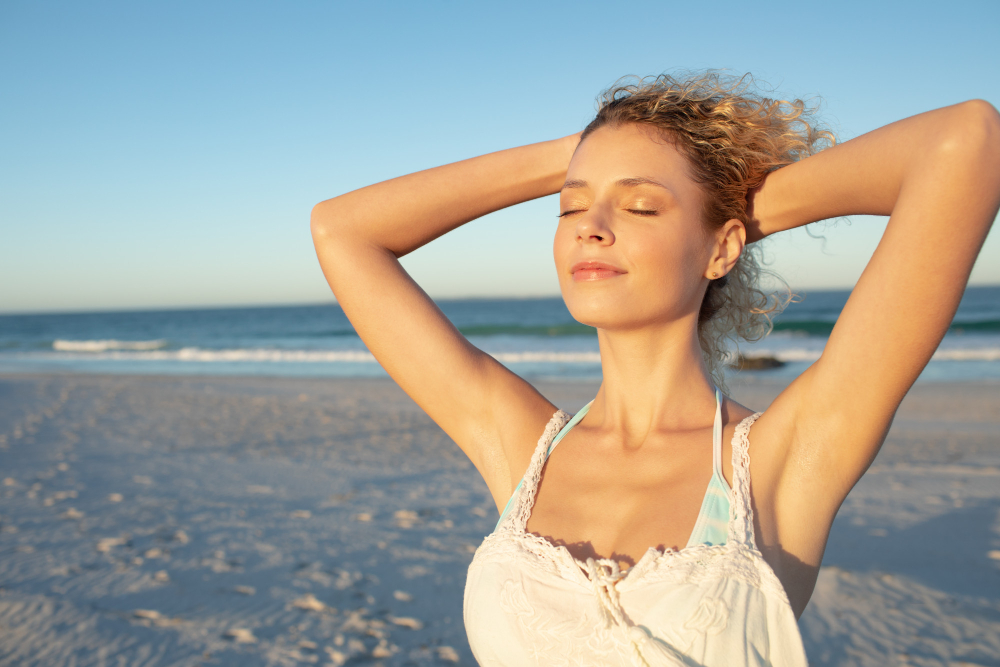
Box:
left=0, top=372, right=998, bottom=666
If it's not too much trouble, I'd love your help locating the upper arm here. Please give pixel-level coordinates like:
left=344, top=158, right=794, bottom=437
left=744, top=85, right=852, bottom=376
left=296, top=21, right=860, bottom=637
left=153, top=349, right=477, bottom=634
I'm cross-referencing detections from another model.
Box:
left=310, top=205, right=557, bottom=504
left=765, top=101, right=1000, bottom=511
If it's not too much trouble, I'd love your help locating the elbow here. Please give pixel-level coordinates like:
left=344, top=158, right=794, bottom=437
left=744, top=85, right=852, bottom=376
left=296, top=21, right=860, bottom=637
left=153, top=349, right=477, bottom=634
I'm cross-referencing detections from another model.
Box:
left=958, top=99, right=1000, bottom=145
left=310, top=200, right=340, bottom=244
left=937, top=99, right=1000, bottom=165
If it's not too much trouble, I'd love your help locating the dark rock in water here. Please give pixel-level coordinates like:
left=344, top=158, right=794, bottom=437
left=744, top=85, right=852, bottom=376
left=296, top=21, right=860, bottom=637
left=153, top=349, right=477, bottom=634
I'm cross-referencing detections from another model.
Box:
left=730, top=354, right=785, bottom=371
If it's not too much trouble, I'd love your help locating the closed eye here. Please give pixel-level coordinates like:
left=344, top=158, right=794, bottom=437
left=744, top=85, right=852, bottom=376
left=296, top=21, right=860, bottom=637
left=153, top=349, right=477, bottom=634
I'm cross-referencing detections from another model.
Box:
left=557, top=210, right=585, bottom=218
left=627, top=209, right=658, bottom=216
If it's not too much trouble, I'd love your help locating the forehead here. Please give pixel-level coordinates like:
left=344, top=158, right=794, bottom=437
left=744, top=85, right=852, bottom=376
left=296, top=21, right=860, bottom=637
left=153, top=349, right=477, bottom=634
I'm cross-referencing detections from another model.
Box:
left=566, top=124, right=699, bottom=197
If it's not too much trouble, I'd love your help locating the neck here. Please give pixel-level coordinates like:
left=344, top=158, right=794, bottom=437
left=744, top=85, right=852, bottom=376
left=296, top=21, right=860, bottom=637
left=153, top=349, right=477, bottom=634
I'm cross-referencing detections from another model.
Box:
left=589, top=314, right=718, bottom=444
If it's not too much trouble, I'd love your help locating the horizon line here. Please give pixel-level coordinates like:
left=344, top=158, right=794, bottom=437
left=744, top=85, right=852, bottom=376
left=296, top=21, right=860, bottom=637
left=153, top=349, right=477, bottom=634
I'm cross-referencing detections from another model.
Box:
left=4, top=282, right=1000, bottom=317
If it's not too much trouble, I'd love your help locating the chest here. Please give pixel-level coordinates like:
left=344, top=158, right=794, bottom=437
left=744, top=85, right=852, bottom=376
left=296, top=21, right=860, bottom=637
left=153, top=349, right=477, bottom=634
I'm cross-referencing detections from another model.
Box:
left=524, top=427, right=733, bottom=567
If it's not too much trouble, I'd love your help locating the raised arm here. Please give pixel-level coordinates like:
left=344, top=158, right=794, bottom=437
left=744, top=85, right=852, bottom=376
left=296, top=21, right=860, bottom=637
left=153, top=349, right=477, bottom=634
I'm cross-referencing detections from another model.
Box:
left=310, top=135, right=579, bottom=508
left=744, top=100, right=1000, bottom=609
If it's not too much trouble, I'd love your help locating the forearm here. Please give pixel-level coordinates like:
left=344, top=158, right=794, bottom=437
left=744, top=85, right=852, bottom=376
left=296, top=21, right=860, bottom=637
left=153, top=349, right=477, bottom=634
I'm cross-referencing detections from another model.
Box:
left=311, top=134, right=580, bottom=257
left=749, top=100, right=1000, bottom=239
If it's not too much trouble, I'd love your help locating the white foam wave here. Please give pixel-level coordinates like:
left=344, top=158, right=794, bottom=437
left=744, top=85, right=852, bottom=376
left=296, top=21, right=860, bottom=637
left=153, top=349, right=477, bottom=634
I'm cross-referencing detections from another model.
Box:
left=743, top=348, right=1000, bottom=363
left=53, top=339, right=169, bottom=352
left=43, top=345, right=1000, bottom=365
left=50, top=347, right=605, bottom=364
left=109, top=348, right=380, bottom=362
left=757, top=349, right=823, bottom=362
left=490, top=352, right=602, bottom=363
left=932, top=348, right=1000, bottom=361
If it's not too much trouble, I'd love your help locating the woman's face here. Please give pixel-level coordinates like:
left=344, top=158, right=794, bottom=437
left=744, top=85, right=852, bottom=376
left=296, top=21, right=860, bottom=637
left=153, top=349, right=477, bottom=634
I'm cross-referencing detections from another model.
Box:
left=554, top=123, right=722, bottom=332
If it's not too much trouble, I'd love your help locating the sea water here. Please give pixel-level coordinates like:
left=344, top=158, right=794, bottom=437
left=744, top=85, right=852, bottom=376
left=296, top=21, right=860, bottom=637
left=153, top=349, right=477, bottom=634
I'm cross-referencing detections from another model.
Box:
left=2, top=287, right=1000, bottom=382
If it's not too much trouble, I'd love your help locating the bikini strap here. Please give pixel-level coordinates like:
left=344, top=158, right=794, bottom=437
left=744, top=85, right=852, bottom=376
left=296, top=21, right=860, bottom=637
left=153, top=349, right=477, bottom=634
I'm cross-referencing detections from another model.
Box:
left=545, top=401, right=592, bottom=458
left=728, top=411, right=763, bottom=547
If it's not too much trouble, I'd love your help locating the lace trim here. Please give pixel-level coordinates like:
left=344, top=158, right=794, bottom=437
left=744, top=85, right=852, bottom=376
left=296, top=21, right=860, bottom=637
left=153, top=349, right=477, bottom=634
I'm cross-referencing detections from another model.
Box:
left=496, top=409, right=570, bottom=535
left=729, top=412, right=762, bottom=547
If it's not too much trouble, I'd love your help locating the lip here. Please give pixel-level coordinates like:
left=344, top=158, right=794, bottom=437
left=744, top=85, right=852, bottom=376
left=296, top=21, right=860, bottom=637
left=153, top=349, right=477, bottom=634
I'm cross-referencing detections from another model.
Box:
left=570, top=260, right=626, bottom=282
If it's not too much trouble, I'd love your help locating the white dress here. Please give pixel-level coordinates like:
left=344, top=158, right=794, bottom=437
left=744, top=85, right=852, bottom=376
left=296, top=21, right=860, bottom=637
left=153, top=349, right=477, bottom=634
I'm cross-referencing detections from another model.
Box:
left=464, top=407, right=809, bottom=667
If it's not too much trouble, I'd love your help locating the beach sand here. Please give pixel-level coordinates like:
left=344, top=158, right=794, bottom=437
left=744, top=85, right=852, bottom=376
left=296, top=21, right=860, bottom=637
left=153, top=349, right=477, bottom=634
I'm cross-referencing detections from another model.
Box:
left=0, top=372, right=998, bottom=666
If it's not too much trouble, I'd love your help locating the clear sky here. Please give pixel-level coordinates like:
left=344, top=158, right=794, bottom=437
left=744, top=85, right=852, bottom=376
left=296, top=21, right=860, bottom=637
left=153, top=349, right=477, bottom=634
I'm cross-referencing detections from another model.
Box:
left=2, top=0, right=999, bottom=313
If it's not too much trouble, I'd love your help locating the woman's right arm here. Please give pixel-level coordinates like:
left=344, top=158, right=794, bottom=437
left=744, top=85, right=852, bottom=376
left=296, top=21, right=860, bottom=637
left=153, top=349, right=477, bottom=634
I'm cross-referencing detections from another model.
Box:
left=310, top=134, right=580, bottom=507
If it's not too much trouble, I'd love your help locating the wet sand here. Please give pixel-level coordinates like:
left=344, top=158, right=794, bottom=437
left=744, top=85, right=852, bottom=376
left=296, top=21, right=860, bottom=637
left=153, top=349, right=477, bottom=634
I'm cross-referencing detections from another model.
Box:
left=0, top=373, right=998, bottom=666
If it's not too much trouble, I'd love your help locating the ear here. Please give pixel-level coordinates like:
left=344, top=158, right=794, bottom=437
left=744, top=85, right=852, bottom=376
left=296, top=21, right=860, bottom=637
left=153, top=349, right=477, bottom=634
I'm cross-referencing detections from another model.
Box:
left=704, top=219, right=746, bottom=280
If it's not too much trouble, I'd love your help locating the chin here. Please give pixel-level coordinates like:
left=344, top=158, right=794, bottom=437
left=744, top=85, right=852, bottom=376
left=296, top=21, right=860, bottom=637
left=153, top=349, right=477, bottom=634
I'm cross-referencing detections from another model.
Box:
left=561, top=282, right=700, bottom=333
left=562, top=288, right=644, bottom=331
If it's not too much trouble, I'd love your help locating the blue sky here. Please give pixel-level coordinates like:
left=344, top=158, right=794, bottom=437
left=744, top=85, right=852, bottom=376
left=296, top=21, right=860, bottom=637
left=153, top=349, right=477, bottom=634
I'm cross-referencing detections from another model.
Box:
left=2, top=0, right=999, bottom=313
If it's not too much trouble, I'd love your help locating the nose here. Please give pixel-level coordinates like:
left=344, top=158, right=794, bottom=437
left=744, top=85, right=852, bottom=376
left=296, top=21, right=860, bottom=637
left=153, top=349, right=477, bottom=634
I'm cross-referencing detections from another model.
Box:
left=576, top=210, right=615, bottom=246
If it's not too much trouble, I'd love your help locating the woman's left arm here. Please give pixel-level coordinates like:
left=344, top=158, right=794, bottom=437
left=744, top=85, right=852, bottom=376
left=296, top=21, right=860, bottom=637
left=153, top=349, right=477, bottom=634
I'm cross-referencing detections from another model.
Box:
left=748, top=100, right=1000, bottom=551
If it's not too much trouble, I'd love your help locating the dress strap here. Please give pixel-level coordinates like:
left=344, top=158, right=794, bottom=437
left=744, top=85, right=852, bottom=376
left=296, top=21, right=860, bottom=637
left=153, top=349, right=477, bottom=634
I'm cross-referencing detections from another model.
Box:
left=494, top=408, right=571, bottom=532
left=545, top=400, right=592, bottom=458
left=712, top=386, right=723, bottom=479
left=728, top=411, right=763, bottom=547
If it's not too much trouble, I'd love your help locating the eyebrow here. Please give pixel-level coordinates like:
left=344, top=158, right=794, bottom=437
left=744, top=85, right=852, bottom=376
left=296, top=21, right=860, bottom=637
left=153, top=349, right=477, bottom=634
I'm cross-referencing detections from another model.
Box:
left=561, top=177, right=671, bottom=191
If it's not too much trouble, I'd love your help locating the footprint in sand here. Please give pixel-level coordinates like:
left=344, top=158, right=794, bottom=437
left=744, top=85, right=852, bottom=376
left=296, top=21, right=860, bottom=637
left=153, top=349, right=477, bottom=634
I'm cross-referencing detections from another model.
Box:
left=233, top=585, right=256, bottom=596
left=153, top=570, right=170, bottom=582
left=372, top=639, right=399, bottom=658
left=437, top=646, right=460, bottom=663
left=290, top=593, right=327, bottom=612
left=132, top=609, right=179, bottom=627
left=96, top=537, right=125, bottom=553
left=324, top=647, right=347, bottom=666
left=393, top=590, right=413, bottom=602
left=107, top=493, right=123, bottom=502
left=388, top=616, right=423, bottom=630
left=60, top=508, right=84, bottom=520
left=224, top=628, right=257, bottom=643
left=394, top=510, right=419, bottom=528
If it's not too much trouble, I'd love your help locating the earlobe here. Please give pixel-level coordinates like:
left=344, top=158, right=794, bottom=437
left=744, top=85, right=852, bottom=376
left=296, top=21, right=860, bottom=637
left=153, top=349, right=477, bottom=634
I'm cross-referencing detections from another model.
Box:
left=706, top=220, right=746, bottom=280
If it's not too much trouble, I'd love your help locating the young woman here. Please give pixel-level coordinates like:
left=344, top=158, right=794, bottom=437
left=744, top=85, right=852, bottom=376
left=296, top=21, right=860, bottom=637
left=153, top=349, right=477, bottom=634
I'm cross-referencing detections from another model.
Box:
left=310, top=74, right=1000, bottom=666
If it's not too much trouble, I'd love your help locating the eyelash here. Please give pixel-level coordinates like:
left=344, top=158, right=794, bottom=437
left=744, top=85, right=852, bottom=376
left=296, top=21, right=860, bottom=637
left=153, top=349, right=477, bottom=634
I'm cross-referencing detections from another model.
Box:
left=557, top=209, right=658, bottom=218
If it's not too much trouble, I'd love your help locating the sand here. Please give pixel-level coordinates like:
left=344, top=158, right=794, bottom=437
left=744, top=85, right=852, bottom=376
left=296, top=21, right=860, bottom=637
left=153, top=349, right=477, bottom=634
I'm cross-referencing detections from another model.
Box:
left=0, top=372, right=998, bottom=666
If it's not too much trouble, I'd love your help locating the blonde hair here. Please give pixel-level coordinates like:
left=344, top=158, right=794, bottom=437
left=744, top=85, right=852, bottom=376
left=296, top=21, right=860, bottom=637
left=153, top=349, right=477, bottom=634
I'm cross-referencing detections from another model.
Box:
left=582, top=71, right=835, bottom=388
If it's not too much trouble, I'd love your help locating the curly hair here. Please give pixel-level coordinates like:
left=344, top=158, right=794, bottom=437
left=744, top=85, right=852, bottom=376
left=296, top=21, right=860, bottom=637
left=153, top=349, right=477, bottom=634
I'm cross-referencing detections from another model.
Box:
left=581, top=71, right=835, bottom=389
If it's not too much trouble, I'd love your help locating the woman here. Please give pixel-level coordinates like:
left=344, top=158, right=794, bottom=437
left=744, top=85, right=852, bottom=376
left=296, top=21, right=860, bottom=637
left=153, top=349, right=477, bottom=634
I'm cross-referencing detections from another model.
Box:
left=310, top=74, right=1000, bottom=666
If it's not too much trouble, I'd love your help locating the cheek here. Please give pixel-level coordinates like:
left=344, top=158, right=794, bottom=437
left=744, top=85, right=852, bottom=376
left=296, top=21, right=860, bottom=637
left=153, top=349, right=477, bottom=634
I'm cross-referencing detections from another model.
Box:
left=552, top=224, right=574, bottom=272
left=630, top=227, right=696, bottom=280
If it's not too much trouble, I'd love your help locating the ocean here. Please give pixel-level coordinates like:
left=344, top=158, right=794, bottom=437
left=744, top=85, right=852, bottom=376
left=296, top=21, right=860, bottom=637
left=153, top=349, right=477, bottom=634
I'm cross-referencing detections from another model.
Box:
left=3, top=286, right=1000, bottom=382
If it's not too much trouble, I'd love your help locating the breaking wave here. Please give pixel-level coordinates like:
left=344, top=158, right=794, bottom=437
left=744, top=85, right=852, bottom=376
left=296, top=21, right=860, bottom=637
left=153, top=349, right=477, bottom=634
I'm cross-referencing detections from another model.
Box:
left=53, top=339, right=169, bottom=352
left=41, top=345, right=1000, bottom=364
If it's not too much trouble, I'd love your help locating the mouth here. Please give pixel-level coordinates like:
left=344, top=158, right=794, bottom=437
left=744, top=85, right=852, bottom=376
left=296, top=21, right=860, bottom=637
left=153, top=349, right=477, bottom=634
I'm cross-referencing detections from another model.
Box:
left=570, top=260, right=626, bottom=282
